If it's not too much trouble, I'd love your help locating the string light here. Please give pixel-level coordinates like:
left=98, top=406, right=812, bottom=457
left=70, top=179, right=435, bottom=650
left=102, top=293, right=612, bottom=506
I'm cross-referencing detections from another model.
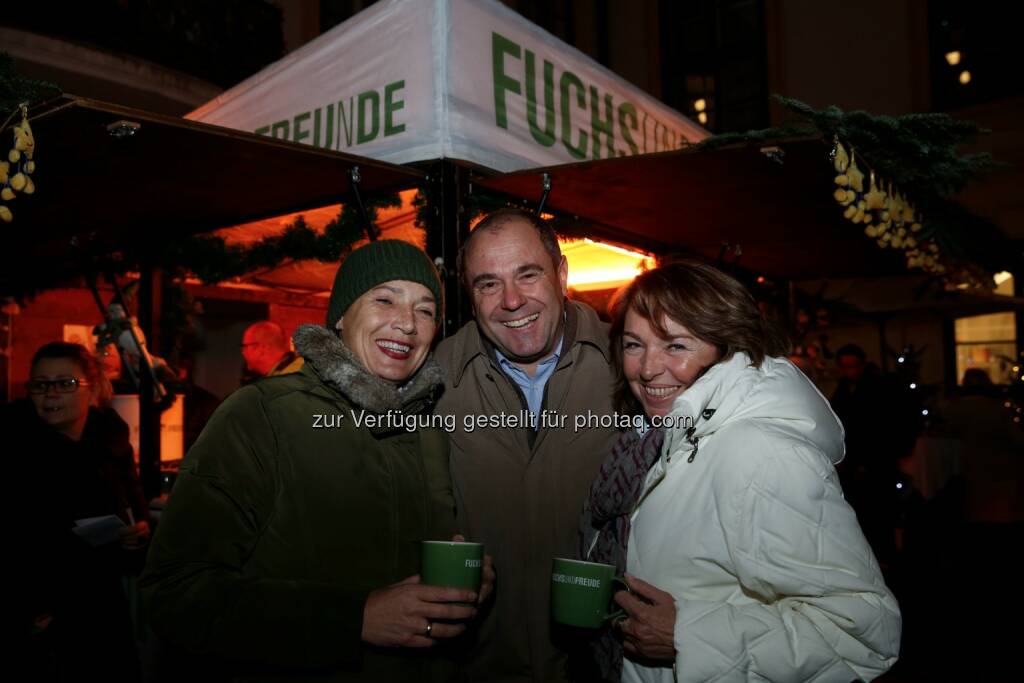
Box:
left=694, top=98, right=707, bottom=112
left=959, top=70, right=972, bottom=85
left=910, top=383, right=917, bottom=389
left=945, top=50, right=962, bottom=65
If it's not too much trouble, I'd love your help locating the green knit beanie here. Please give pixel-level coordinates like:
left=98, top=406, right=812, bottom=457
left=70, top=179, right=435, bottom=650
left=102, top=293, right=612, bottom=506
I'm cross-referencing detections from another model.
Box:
left=326, top=240, right=443, bottom=327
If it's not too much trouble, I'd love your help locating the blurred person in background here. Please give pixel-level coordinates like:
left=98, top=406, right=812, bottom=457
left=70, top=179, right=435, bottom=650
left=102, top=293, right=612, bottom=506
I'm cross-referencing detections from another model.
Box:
left=4, top=341, right=151, bottom=682
left=240, top=321, right=304, bottom=380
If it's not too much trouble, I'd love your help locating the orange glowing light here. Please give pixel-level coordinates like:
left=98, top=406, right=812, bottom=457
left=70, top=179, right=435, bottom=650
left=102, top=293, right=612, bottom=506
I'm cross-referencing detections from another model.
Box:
left=561, top=238, right=654, bottom=291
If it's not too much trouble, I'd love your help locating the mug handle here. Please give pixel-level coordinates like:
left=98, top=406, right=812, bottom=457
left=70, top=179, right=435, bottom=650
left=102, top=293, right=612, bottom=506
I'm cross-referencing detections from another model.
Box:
left=603, top=575, right=631, bottom=623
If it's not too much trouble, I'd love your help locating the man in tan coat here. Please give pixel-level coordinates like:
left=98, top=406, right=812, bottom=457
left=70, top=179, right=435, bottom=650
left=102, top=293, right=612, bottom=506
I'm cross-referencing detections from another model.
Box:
left=435, top=209, right=620, bottom=682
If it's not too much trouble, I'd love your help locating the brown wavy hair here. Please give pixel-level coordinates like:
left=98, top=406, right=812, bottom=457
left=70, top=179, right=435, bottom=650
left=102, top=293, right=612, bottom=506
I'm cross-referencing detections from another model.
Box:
left=609, top=260, right=791, bottom=415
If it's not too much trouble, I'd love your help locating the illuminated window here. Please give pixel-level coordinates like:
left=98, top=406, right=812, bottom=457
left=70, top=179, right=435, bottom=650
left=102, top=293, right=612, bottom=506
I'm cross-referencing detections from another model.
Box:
left=954, top=273, right=1017, bottom=385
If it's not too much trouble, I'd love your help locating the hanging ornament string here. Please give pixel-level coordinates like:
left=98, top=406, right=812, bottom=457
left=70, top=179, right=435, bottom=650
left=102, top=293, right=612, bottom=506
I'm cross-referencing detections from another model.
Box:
left=0, top=102, right=37, bottom=223
left=831, top=136, right=959, bottom=281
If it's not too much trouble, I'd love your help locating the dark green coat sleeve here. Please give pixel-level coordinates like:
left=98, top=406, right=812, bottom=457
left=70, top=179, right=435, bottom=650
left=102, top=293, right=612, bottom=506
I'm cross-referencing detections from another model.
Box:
left=139, top=386, right=369, bottom=671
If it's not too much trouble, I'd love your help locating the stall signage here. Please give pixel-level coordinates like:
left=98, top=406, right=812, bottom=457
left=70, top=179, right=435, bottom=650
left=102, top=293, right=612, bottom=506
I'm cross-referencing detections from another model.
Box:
left=253, top=79, right=408, bottom=150
left=491, top=31, right=689, bottom=159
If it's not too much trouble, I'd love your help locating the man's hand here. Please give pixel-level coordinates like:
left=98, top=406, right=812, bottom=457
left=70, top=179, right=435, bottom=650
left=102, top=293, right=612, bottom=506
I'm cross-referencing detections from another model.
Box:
left=362, top=575, right=478, bottom=648
left=615, top=573, right=677, bottom=662
left=452, top=534, right=495, bottom=605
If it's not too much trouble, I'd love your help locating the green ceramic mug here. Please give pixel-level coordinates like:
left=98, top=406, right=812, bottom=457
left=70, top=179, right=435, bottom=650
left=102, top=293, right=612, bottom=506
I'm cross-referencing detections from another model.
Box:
left=551, top=557, right=629, bottom=628
left=420, top=540, right=484, bottom=592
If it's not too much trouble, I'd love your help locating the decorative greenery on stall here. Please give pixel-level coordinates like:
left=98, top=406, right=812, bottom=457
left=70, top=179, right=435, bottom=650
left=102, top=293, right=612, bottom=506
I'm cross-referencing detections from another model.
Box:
left=412, top=184, right=512, bottom=232
left=148, top=193, right=401, bottom=284
left=696, top=96, right=1008, bottom=288
left=1, top=193, right=402, bottom=303
left=0, top=52, right=61, bottom=114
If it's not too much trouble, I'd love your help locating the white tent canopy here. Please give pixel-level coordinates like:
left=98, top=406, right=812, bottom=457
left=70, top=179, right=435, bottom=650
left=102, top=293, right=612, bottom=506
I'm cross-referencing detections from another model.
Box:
left=190, top=0, right=707, bottom=172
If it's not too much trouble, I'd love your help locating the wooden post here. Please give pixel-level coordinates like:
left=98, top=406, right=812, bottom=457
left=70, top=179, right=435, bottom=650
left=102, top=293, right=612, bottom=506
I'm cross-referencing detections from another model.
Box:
left=137, top=265, right=163, bottom=500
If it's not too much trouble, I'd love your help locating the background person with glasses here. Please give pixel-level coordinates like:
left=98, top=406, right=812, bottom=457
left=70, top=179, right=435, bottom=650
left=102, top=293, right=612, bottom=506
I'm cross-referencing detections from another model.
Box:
left=240, top=321, right=304, bottom=382
left=3, top=341, right=150, bottom=682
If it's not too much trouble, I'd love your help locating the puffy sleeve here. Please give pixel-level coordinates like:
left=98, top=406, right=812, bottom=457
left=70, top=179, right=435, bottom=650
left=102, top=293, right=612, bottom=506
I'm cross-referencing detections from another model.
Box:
left=139, top=386, right=370, bottom=672
left=672, top=433, right=902, bottom=682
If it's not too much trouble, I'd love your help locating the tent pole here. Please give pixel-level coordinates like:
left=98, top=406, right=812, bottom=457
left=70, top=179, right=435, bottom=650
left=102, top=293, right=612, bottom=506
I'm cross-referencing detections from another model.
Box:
left=349, top=166, right=380, bottom=241
left=137, top=265, right=163, bottom=501
left=877, top=315, right=890, bottom=373
left=424, top=160, right=471, bottom=338
left=536, top=173, right=551, bottom=216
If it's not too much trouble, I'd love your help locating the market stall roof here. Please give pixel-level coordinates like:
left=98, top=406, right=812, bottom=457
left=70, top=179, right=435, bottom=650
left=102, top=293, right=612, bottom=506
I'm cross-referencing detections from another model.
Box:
left=796, top=276, right=1024, bottom=318
left=475, top=138, right=923, bottom=281
left=9, top=95, right=423, bottom=265
left=190, top=0, right=707, bottom=172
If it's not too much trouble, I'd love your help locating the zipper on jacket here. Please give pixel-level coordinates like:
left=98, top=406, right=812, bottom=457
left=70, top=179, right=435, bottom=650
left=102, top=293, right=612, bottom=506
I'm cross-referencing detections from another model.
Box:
left=685, top=409, right=713, bottom=463
left=685, top=426, right=699, bottom=463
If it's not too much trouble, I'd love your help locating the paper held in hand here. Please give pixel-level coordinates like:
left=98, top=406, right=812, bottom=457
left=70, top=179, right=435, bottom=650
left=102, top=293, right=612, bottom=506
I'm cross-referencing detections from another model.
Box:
left=72, top=515, right=126, bottom=547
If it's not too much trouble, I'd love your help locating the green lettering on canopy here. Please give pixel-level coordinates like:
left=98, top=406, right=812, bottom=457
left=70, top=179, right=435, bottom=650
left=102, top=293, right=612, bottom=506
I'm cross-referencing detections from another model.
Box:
left=618, top=102, right=639, bottom=156
left=357, top=90, right=380, bottom=144
left=384, top=80, right=406, bottom=137
left=293, top=111, right=311, bottom=144
left=525, top=50, right=555, bottom=147
left=492, top=32, right=521, bottom=130
left=314, top=105, right=334, bottom=148
left=270, top=120, right=290, bottom=140
left=589, top=86, right=614, bottom=159
left=559, top=70, right=587, bottom=159
left=339, top=98, right=355, bottom=148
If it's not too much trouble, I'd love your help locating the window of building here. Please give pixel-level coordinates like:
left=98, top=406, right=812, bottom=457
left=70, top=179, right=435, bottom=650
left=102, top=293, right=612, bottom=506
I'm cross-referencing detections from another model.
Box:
left=659, top=0, right=768, bottom=133
left=954, top=273, right=1018, bottom=385
left=928, top=1, right=1024, bottom=111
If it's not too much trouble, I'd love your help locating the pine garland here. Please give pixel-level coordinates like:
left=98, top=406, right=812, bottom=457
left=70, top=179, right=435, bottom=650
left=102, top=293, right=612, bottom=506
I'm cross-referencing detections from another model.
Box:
left=697, top=96, right=1001, bottom=201
left=1, top=194, right=402, bottom=301
left=0, top=52, right=61, bottom=113
left=153, top=193, right=401, bottom=284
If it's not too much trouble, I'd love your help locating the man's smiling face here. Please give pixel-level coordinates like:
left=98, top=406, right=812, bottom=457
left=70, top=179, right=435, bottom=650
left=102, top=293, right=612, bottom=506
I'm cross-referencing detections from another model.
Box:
left=464, top=218, right=568, bottom=368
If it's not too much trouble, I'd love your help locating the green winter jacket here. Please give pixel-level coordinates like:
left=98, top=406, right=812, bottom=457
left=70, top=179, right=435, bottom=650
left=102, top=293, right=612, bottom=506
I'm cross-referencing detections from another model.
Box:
left=140, top=325, right=459, bottom=682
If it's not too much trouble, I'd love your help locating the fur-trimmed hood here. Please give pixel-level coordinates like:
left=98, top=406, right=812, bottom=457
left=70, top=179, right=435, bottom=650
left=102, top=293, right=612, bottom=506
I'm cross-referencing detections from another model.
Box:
left=293, top=324, right=444, bottom=414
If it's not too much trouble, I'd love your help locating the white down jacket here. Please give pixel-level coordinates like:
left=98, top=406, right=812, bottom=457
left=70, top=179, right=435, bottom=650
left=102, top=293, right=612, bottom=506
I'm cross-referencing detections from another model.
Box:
left=624, top=353, right=901, bottom=683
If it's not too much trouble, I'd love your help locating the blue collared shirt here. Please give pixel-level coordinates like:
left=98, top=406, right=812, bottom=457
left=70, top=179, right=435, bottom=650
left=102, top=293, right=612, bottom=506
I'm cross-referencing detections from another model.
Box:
left=494, top=337, right=564, bottom=421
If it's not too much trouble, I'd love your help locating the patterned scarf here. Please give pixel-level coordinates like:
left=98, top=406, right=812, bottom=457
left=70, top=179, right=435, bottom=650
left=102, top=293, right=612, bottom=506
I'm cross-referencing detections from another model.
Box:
left=577, top=425, right=665, bottom=682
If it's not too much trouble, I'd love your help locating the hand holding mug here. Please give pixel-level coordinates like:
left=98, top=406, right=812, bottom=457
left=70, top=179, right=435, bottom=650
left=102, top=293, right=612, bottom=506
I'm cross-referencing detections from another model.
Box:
left=361, top=575, right=478, bottom=648
left=550, top=558, right=629, bottom=628
left=451, top=534, right=495, bottom=605
left=615, top=573, right=677, bottom=662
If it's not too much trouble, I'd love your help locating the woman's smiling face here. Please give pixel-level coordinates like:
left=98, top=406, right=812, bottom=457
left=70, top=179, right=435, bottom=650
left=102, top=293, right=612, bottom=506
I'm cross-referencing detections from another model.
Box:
left=338, top=280, right=438, bottom=383
left=621, top=308, right=721, bottom=419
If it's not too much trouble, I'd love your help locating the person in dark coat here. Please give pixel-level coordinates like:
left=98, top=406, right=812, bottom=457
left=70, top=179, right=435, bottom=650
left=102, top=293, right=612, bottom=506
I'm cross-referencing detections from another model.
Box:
left=830, top=344, right=917, bottom=567
left=140, top=240, right=494, bottom=682
left=6, top=341, right=151, bottom=682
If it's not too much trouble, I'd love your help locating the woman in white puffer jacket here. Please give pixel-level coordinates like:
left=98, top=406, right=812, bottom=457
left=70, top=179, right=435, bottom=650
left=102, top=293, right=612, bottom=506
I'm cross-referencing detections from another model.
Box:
left=585, top=261, right=901, bottom=683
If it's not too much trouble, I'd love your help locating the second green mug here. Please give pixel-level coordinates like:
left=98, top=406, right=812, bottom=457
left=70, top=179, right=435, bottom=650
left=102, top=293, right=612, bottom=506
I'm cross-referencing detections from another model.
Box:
left=550, top=557, right=629, bottom=628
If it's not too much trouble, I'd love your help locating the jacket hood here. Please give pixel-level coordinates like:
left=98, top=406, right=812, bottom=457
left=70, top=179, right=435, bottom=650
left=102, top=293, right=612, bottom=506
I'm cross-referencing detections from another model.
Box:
left=663, top=352, right=845, bottom=466
left=293, top=324, right=445, bottom=414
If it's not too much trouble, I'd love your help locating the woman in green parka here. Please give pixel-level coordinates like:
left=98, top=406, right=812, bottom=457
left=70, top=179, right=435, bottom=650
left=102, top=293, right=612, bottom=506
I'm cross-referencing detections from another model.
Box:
left=140, top=240, right=493, bottom=681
